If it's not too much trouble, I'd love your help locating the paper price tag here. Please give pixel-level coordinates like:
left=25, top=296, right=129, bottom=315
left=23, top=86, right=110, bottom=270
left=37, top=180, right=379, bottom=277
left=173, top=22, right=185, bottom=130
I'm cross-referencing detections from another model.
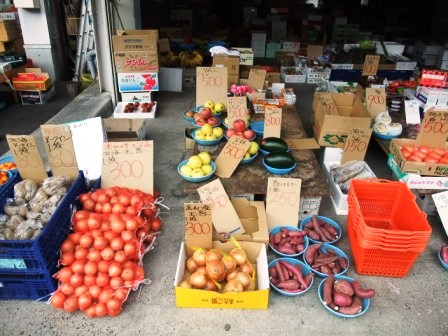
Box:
left=263, top=106, right=282, bottom=138
left=432, top=191, right=448, bottom=236
left=319, top=94, right=338, bottom=115
left=101, top=140, right=154, bottom=194
left=214, top=136, right=251, bottom=178
left=266, top=177, right=302, bottom=229
left=362, top=55, right=380, bottom=76
left=196, top=67, right=228, bottom=108
left=248, top=68, right=267, bottom=91
left=41, top=124, right=79, bottom=181
left=6, top=134, right=48, bottom=183
left=365, top=87, right=386, bottom=117
left=227, top=96, right=248, bottom=128
left=197, top=179, right=244, bottom=235
left=404, top=100, right=421, bottom=125
left=341, top=128, right=372, bottom=164
left=184, top=202, right=213, bottom=251
left=418, top=109, right=448, bottom=147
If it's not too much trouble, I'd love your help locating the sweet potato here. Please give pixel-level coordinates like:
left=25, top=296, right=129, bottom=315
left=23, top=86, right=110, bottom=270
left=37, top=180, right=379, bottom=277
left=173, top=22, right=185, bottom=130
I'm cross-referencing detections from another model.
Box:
left=268, top=266, right=278, bottom=279
left=320, top=226, right=335, bottom=241
left=277, top=279, right=301, bottom=290
left=280, top=260, right=307, bottom=289
left=304, top=273, right=314, bottom=287
left=319, top=265, right=332, bottom=274
left=275, top=262, right=286, bottom=282
left=352, top=280, right=375, bottom=299
left=333, top=292, right=353, bottom=307
left=305, top=243, right=322, bottom=264
left=277, top=245, right=296, bottom=255
left=331, top=264, right=341, bottom=274
left=333, top=279, right=354, bottom=296
left=295, top=244, right=305, bottom=253
left=338, top=296, right=363, bottom=315
left=322, top=274, right=334, bottom=305
left=323, top=223, right=339, bottom=238
left=274, top=233, right=282, bottom=245
left=338, top=256, right=348, bottom=269
left=304, top=227, right=320, bottom=241
left=441, top=245, right=448, bottom=263
left=313, top=255, right=339, bottom=268
left=287, top=230, right=307, bottom=238
left=270, top=276, right=279, bottom=286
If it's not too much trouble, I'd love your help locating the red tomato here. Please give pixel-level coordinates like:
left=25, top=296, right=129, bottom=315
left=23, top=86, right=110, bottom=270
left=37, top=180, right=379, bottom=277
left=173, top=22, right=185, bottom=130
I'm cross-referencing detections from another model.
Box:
left=412, top=151, right=427, bottom=159
left=418, top=145, right=431, bottom=154
left=408, top=155, right=424, bottom=162
left=426, top=152, right=442, bottom=160
left=51, top=291, right=66, bottom=309
left=74, top=247, right=89, bottom=260
left=401, top=149, right=412, bottom=159
left=424, top=157, right=439, bottom=163
left=439, top=156, right=448, bottom=164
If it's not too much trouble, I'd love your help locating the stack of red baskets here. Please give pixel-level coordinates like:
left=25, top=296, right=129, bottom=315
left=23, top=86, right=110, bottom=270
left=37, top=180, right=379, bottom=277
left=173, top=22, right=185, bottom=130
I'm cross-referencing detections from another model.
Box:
left=347, top=179, right=432, bottom=278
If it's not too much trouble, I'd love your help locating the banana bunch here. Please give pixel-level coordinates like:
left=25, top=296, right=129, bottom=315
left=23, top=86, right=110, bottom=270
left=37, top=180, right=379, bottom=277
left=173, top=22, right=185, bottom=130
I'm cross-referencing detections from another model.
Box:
left=160, top=51, right=180, bottom=68
left=179, top=51, right=203, bottom=68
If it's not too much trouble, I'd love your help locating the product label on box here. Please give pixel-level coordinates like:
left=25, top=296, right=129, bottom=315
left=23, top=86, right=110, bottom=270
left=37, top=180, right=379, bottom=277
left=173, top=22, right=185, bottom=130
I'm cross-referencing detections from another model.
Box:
left=117, top=73, right=159, bottom=92
left=331, top=64, right=354, bottom=70
left=266, top=177, right=302, bottom=229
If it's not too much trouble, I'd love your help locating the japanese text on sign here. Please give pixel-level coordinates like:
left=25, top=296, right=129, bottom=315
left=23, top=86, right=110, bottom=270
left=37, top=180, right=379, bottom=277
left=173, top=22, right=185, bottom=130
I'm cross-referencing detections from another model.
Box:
left=341, top=128, right=372, bottom=163
left=184, top=203, right=212, bottom=236
left=362, top=55, right=380, bottom=76
left=432, top=191, right=448, bottom=235
left=215, top=136, right=251, bottom=178
left=44, top=134, right=76, bottom=168
left=199, top=67, right=223, bottom=88
left=422, top=110, right=448, bottom=135
left=8, top=136, right=41, bottom=168
left=264, top=106, right=282, bottom=138
left=227, top=96, right=248, bottom=127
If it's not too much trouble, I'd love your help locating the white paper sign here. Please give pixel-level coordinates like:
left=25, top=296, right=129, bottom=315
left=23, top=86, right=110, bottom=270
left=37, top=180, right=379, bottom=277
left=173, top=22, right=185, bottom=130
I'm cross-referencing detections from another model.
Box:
left=432, top=191, right=448, bottom=235
left=69, top=117, right=105, bottom=180
left=404, top=100, right=421, bottom=125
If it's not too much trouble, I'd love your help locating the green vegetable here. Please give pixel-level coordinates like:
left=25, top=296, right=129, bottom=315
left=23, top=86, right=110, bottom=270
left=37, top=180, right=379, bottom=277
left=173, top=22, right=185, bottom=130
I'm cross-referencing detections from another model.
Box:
left=264, top=152, right=296, bottom=169
left=260, top=137, right=288, bottom=154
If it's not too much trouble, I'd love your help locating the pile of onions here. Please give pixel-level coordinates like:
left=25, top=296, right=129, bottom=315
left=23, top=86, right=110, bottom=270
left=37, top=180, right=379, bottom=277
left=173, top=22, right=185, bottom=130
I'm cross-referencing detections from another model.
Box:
left=51, top=186, right=163, bottom=318
left=183, top=247, right=255, bottom=293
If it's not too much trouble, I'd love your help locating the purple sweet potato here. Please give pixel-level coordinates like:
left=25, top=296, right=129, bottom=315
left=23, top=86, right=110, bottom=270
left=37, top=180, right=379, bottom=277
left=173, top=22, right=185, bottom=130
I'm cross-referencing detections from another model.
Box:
left=338, top=296, right=363, bottom=315
left=352, top=280, right=375, bottom=299
left=305, top=243, right=322, bottom=264
left=333, top=279, right=354, bottom=296
left=322, top=274, right=334, bottom=305
left=333, top=292, right=353, bottom=307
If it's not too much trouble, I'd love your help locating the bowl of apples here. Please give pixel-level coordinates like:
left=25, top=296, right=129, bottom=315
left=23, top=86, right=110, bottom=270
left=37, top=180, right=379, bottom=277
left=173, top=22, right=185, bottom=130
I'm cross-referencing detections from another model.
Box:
left=178, top=152, right=216, bottom=183
left=191, top=125, right=224, bottom=146
left=192, top=106, right=222, bottom=128
left=224, top=119, right=256, bottom=141
left=239, top=142, right=260, bottom=165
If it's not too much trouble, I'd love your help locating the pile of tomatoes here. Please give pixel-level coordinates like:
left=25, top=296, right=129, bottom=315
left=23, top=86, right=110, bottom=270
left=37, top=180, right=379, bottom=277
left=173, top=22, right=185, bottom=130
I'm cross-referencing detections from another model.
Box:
left=400, top=145, right=448, bottom=164
left=50, top=186, right=162, bottom=318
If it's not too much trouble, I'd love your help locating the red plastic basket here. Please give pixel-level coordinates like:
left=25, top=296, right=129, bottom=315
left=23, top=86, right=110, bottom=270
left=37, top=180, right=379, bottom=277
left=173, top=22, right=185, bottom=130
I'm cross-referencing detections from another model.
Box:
left=347, top=179, right=431, bottom=278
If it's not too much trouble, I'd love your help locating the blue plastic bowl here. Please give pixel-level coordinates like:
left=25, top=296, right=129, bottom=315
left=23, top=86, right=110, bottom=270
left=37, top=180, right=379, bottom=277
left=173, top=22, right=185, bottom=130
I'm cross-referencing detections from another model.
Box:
left=250, top=121, right=264, bottom=137
left=438, top=248, right=448, bottom=271
left=191, top=129, right=224, bottom=146
left=262, top=160, right=296, bottom=175
left=268, top=258, right=314, bottom=297
left=372, top=131, right=399, bottom=141
left=317, top=275, right=371, bottom=318
left=269, top=226, right=309, bottom=257
left=300, top=215, right=342, bottom=244
left=239, top=152, right=258, bottom=165
left=303, top=243, right=349, bottom=278
left=177, top=160, right=216, bottom=183
left=191, top=118, right=222, bottom=128
left=207, top=41, right=228, bottom=48
left=0, top=170, right=13, bottom=190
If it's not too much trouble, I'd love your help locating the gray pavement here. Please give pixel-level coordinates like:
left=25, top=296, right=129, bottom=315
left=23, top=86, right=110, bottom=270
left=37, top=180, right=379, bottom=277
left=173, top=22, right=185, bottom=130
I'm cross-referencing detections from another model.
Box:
left=0, top=83, right=447, bottom=336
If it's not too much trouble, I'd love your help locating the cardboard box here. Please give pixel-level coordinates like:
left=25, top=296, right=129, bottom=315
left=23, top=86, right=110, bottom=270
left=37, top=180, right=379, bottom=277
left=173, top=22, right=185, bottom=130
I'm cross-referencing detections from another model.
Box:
left=103, top=118, right=146, bottom=142
left=117, top=72, right=159, bottom=93
left=112, top=34, right=158, bottom=51
left=113, top=101, right=157, bottom=119
left=121, top=92, right=152, bottom=102
left=276, top=51, right=296, bottom=66
left=281, top=66, right=306, bottom=83
left=12, top=68, right=52, bottom=90
left=312, top=93, right=372, bottom=147
left=113, top=50, right=159, bottom=73
left=19, top=85, right=55, bottom=105
left=212, top=55, right=240, bottom=76
left=323, top=147, right=376, bottom=215
left=174, top=240, right=269, bottom=309
left=212, top=198, right=269, bottom=246
left=185, top=127, right=195, bottom=150
left=66, top=17, right=79, bottom=35
left=0, top=20, right=20, bottom=42
left=303, top=65, right=331, bottom=84
left=375, top=41, right=405, bottom=55
left=387, top=153, right=448, bottom=189
left=282, top=41, right=300, bottom=52
left=389, top=138, right=448, bottom=177
left=231, top=48, right=254, bottom=66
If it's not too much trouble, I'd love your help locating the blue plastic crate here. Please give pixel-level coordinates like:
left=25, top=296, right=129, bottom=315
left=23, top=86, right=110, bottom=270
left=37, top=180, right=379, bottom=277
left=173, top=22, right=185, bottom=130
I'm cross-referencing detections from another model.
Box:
left=0, top=271, right=57, bottom=300
left=0, top=171, right=87, bottom=275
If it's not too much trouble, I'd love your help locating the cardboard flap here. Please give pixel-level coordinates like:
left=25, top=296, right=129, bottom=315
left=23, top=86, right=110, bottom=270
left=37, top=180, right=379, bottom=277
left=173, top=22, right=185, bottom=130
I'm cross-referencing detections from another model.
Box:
left=285, top=138, right=320, bottom=150
left=103, top=118, right=145, bottom=132
left=307, top=45, right=323, bottom=60
left=416, top=109, right=448, bottom=147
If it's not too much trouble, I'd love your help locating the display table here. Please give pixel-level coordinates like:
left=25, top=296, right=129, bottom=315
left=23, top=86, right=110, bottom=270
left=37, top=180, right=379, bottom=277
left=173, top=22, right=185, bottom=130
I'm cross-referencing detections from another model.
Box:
left=182, top=105, right=329, bottom=199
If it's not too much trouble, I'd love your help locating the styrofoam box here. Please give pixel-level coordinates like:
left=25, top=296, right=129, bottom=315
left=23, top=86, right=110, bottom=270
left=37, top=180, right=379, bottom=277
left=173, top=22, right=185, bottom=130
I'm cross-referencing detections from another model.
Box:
left=113, top=101, right=157, bottom=119
left=375, top=41, right=405, bottom=55
left=280, top=67, right=306, bottom=83
left=322, top=147, right=376, bottom=215
left=121, top=92, right=152, bottom=102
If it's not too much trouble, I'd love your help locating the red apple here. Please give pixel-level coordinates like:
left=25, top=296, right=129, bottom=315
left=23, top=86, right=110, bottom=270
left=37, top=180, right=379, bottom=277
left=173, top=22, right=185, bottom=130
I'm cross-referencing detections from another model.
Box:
left=233, top=119, right=246, bottom=132
left=199, top=107, right=212, bottom=120
left=243, top=129, right=255, bottom=140
left=225, top=129, right=236, bottom=138
left=195, top=118, right=206, bottom=126
left=207, top=116, right=220, bottom=126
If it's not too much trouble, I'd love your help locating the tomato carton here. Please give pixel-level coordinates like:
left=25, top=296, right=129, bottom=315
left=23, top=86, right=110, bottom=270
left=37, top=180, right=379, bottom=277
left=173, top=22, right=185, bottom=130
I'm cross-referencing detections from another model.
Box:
left=389, top=109, right=448, bottom=177
left=12, top=68, right=52, bottom=90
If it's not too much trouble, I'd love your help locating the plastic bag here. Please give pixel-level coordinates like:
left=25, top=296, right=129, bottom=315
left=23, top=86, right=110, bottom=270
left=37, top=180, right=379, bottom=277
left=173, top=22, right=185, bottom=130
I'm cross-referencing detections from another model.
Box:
left=14, top=222, right=35, bottom=240
left=41, top=176, right=70, bottom=196
left=14, top=179, right=38, bottom=201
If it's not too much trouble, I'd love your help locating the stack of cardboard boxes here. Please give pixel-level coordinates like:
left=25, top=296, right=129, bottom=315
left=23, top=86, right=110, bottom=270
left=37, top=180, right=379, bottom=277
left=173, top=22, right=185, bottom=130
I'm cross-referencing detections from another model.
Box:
left=12, top=68, right=55, bottom=105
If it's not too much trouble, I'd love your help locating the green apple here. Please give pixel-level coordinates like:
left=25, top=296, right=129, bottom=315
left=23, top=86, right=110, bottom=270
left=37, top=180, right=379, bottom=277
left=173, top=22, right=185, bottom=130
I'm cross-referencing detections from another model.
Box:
left=201, top=164, right=213, bottom=175
left=198, top=151, right=211, bottom=165
left=204, top=100, right=215, bottom=109
left=180, top=165, right=193, bottom=177
left=191, top=168, right=205, bottom=178
left=248, top=141, right=259, bottom=155
left=212, top=127, right=223, bottom=138
left=188, top=155, right=203, bottom=169
left=214, top=102, right=225, bottom=113
left=201, top=123, right=213, bottom=136
left=205, top=134, right=217, bottom=141
left=244, top=152, right=251, bottom=159
left=195, top=130, right=206, bottom=140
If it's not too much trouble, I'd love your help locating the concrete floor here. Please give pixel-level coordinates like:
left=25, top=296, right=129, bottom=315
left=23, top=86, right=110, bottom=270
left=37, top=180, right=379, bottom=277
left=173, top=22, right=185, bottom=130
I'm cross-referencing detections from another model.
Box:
left=0, top=83, right=447, bottom=336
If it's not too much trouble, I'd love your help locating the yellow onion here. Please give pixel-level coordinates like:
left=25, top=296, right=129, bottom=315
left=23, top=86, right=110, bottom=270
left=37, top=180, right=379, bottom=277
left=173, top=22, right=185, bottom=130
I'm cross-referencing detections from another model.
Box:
left=229, top=248, right=247, bottom=265
left=179, top=280, right=192, bottom=289
left=204, top=278, right=219, bottom=291
left=225, top=269, right=238, bottom=282
left=221, top=254, right=237, bottom=274
left=205, top=260, right=226, bottom=282
left=192, top=248, right=207, bottom=266
left=189, top=271, right=207, bottom=289
left=186, top=257, right=198, bottom=273
left=195, top=266, right=206, bottom=274
left=205, top=249, right=223, bottom=264
left=223, top=279, right=244, bottom=293
left=239, top=262, right=254, bottom=276
left=235, top=271, right=252, bottom=289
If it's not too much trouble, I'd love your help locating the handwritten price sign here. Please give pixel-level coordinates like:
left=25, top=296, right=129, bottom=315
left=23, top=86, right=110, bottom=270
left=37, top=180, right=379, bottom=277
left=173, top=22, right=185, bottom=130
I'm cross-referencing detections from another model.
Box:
left=341, top=128, right=372, bottom=163
left=418, top=110, right=448, bottom=147
left=102, top=140, right=154, bottom=193
left=432, top=191, right=448, bottom=236
left=248, top=68, right=267, bottom=90
left=365, top=87, right=386, bottom=117
left=214, top=136, right=251, bottom=178
left=362, top=55, right=380, bottom=76
left=227, top=96, right=248, bottom=128
left=197, top=179, right=244, bottom=235
left=264, top=106, right=282, bottom=138
left=319, top=94, right=338, bottom=115
left=196, top=67, right=228, bottom=109
left=6, top=134, right=48, bottom=183
left=184, top=202, right=213, bottom=250
left=266, top=177, right=302, bottom=229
